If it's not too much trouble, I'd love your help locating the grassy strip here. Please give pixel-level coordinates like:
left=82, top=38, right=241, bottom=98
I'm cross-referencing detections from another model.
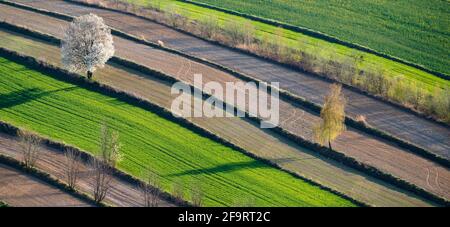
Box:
left=0, top=201, right=8, bottom=207
left=0, top=153, right=103, bottom=207
left=1, top=17, right=448, bottom=170
left=0, top=26, right=447, bottom=206
left=0, top=49, right=355, bottom=207
left=181, top=0, right=449, bottom=79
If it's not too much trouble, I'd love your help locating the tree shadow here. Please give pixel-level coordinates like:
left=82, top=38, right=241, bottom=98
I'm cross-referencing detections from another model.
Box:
left=0, top=86, right=78, bottom=109
left=166, top=157, right=297, bottom=177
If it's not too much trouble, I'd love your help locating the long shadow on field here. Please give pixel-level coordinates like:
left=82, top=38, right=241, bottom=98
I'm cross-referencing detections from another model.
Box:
left=167, top=158, right=297, bottom=177
left=0, top=86, right=78, bottom=109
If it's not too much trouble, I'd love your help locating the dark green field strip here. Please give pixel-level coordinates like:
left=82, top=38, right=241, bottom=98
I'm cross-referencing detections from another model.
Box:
left=186, top=0, right=450, bottom=76
left=0, top=27, right=443, bottom=206
left=0, top=56, right=355, bottom=207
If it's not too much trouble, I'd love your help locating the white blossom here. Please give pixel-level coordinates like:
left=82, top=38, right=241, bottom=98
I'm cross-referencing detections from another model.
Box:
left=61, top=13, right=114, bottom=78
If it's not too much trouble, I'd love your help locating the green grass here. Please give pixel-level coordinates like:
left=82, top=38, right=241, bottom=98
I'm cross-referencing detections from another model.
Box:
left=186, top=0, right=450, bottom=76
left=124, top=0, right=450, bottom=92
left=0, top=56, right=354, bottom=207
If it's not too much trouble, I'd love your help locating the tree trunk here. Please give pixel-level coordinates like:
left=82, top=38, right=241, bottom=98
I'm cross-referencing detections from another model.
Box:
left=87, top=71, right=93, bottom=80
left=328, top=134, right=333, bottom=151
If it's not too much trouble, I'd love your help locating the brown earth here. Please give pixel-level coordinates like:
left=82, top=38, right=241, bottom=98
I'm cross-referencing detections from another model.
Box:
left=10, top=0, right=450, bottom=160
left=0, top=162, right=92, bottom=207
left=0, top=133, right=175, bottom=207
left=0, top=28, right=441, bottom=206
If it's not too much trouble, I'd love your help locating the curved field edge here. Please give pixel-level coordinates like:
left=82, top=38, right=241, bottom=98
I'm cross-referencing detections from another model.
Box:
left=179, top=0, right=450, bottom=78
left=3, top=1, right=447, bottom=166
left=0, top=153, right=101, bottom=207
left=0, top=53, right=356, bottom=207
left=0, top=27, right=446, bottom=206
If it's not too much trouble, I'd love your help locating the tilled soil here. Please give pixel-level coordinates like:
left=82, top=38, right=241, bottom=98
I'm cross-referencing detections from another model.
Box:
left=0, top=163, right=92, bottom=207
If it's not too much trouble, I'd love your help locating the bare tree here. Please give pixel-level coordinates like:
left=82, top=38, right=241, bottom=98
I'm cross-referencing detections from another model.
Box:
left=90, top=157, right=113, bottom=203
left=18, top=131, right=41, bottom=168
left=90, top=123, right=121, bottom=203
left=314, top=83, right=346, bottom=150
left=64, top=148, right=82, bottom=189
left=140, top=170, right=161, bottom=207
left=61, top=13, right=115, bottom=79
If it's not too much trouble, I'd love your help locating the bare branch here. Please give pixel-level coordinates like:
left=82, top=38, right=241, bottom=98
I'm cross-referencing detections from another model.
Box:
left=64, top=148, right=82, bottom=189
left=139, top=169, right=161, bottom=207
left=18, top=131, right=41, bottom=168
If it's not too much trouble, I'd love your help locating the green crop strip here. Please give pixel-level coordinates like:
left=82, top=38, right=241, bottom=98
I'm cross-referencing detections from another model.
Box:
left=0, top=56, right=355, bottom=207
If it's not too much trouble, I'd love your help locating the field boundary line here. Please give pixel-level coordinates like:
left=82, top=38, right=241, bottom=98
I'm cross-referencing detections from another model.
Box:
left=178, top=0, right=449, bottom=80
left=0, top=48, right=368, bottom=207
left=0, top=152, right=103, bottom=207
left=1, top=0, right=448, bottom=166
left=0, top=36, right=448, bottom=206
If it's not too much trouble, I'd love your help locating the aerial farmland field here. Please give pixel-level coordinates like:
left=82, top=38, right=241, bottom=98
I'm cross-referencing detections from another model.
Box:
left=0, top=28, right=435, bottom=207
left=0, top=0, right=449, bottom=219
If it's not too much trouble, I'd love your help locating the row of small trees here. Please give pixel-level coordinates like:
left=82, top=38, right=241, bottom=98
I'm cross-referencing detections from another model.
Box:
left=17, top=123, right=204, bottom=206
left=17, top=124, right=121, bottom=204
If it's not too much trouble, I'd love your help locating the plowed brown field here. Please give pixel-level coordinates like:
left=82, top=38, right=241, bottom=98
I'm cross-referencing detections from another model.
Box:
left=0, top=163, right=92, bottom=207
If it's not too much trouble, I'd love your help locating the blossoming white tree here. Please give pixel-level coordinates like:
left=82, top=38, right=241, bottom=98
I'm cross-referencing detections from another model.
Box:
left=61, top=13, right=114, bottom=79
